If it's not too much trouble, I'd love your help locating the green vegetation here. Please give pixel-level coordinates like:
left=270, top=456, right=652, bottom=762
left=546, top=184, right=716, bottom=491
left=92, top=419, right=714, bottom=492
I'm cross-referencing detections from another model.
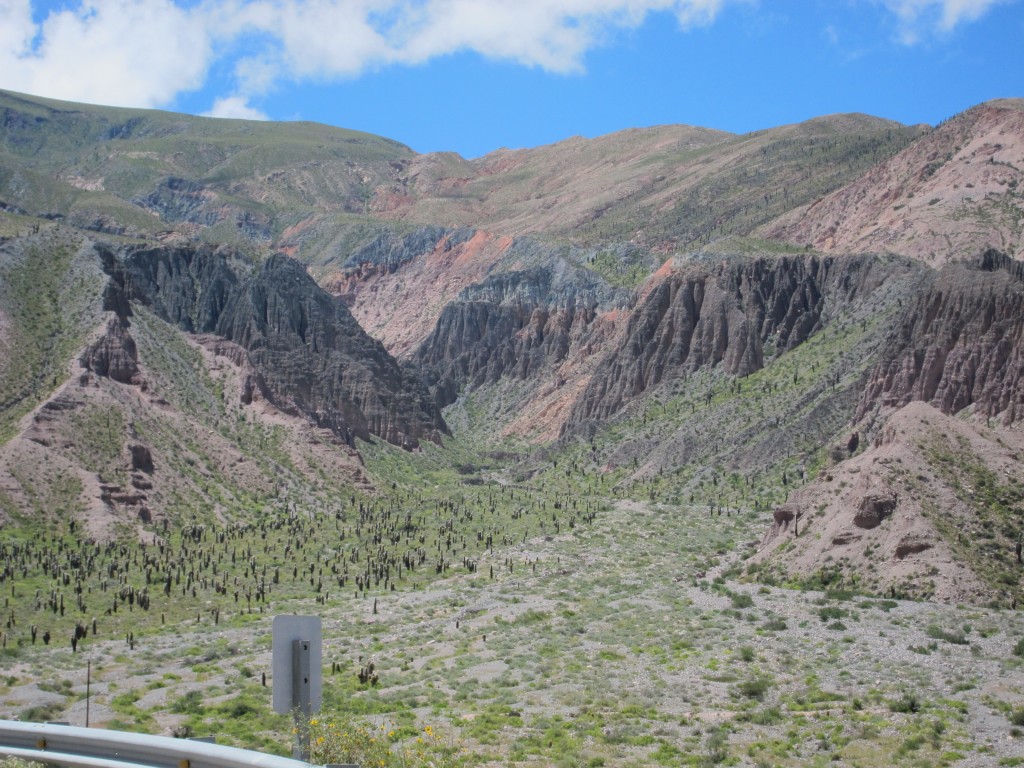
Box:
left=0, top=230, right=106, bottom=440
left=925, top=434, right=1024, bottom=605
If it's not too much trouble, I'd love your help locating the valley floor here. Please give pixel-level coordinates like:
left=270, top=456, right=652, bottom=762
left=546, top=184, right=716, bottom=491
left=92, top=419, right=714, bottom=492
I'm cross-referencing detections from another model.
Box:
left=1, top=496, right=1022, bottom=767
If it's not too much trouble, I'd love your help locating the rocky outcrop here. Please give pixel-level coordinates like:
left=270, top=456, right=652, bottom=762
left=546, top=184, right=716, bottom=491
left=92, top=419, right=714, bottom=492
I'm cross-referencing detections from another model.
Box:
left=215, top=254, right=446, bottom=447
left=79, top=317, right=140, bottom=384
left=853, top=491, right=898, bottom=529
left=750, top=402, right=1022, bottom=605
left=413, top=263, right=628, bottom=408
left=327, top=226, right=477, bottom=317
left=342, top=226, right=474, bottom=272
left=568, top=253, right=916, bottom=425
left=772, top=503, right=800, bottom=530
left=128, top=443, right=154, bottom=473
left=107, top=242, right=247, bottom=332
left=856, top=250, right=1024, bottom=424
left=135, top=178, right=217, bottom=227
left=100, top=244, right=445, bottom=448
left=134, top=177, right=275, bottom=240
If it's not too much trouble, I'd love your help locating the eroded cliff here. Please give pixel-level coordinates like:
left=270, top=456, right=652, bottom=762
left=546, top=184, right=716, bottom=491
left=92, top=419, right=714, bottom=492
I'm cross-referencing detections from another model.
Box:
left=856, top=250, right=1024, bottom=425
left=97, top=244, right=446, bottom=448
left=567, top=252, right=919, bottom=426
left=413, top=263, right=629, bottom=410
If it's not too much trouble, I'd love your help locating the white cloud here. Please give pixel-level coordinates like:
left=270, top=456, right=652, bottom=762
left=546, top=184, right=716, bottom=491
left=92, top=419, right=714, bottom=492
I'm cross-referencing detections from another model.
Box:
left=275, top=0, right=392, bottom=77
left=203, top=94, right=270, bottom=119
left=0, top=0, right=212, bottom=106
left=397, top=0, right=599, bottom=72
left=1, top=0, right=737, bottom=110
left=876, top=0, right=1007, bottom=42
left=0, top=0, right=37, bottom=59
left=396, top=0, right=729, bottom=72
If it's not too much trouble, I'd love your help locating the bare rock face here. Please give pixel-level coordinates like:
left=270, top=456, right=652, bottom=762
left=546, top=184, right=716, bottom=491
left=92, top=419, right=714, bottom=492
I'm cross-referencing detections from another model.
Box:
left=772, top=503, right=799, bottom=529
left=569, top=253, right=915, bottom=425
left=79, top=317, right=140, bottom=384
left=101, top=244, right=446, bottom=449
left=215, top=254, right=446, bottom=447
left=128, top=443, right=154, bottom=473
left=853, top=491, right=897, bottom=529
left=856, top=251, right=1024, bottom=425
left=413, top=264, right=625, bottom=408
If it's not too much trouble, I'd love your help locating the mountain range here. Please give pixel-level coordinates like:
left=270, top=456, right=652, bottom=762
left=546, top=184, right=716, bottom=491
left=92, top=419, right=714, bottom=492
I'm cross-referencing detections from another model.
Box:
left=1, top=88, right=1022, bottom=606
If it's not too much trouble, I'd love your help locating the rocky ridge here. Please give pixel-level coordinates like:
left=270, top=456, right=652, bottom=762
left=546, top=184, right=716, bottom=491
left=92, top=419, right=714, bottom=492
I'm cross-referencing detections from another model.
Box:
left=855, top=250, right=1024, bottom=427
left=566, top=251, right=920, bottom=427
left=413, top=261, right=630, bottom=410
left=749, top=401, right=1024, bottom=606
left=96, top=244, right=446, bottom=448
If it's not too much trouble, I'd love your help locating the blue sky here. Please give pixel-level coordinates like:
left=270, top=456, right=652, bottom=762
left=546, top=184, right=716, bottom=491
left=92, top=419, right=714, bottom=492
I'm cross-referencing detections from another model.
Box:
left=2, top=0, right=1021, bottom=157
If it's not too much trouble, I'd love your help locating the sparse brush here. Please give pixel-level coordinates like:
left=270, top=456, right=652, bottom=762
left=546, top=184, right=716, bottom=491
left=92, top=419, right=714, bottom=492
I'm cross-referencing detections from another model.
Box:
left=304, top=716, right=467, bottom=768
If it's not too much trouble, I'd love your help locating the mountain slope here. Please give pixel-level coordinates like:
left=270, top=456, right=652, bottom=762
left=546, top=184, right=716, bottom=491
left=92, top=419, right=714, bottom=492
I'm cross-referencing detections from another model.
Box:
left=371, top=115, right=925, bottom=251
left=760, top=99, right=1024, bottom=262
left=2, top=89, right=1024, bottom=615
left=0, top=88, right=413, bottom=241
left=0, top=221, right=447, bottom=537
left=95, top=241, right=446, bottom=448
left=749, top=401, right=1024, bottom=606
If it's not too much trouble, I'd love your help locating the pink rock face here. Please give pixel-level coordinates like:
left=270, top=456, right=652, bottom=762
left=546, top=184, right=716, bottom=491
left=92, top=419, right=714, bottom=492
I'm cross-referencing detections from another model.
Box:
left=853, top=491, right=897, bottom=529
left=759, top=101, right=1024, bottom=265
left=773, top=504, right=798, bottom=528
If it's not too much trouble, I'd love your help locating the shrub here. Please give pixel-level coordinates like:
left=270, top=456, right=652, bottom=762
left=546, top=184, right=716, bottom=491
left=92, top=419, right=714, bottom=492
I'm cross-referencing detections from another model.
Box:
left=170, top=690, right=204, bottom=715
left=926, top=624, right=968, bottom=645
left=699, top=726, right=728, bottom=767
left=818, top=606, right=848, bottom=622
left=737, top=677, right=772, bottom=700
left=889, top=692, right=921, bottom=714
left=19, top=702, right=63, bottom=722
left=730, top=593, right=754, bottom=609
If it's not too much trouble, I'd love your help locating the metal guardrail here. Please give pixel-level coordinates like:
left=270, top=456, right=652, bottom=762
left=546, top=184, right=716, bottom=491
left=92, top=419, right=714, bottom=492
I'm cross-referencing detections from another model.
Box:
left=0, top=721, right=312, bottom=768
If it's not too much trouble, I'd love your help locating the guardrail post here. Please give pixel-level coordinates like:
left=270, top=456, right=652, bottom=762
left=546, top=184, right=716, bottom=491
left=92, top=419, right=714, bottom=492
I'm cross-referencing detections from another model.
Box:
left=291, top=639, right=311, bottom=762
